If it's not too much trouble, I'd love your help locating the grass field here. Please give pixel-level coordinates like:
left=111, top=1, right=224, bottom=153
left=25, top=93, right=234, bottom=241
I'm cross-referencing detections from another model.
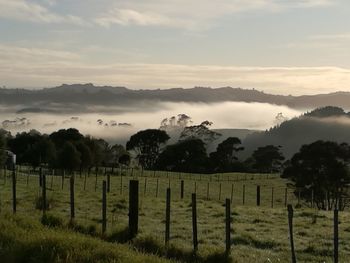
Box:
left=0, top=168, right=349, bottom=262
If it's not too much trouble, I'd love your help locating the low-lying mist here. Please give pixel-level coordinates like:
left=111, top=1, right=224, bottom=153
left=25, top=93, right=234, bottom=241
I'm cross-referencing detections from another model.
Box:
left=0, top=101, right=303, bottom=145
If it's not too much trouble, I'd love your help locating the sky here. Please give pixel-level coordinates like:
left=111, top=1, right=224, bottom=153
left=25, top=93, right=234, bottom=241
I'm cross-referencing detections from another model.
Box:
left=0, top=0, right=350, bottom=95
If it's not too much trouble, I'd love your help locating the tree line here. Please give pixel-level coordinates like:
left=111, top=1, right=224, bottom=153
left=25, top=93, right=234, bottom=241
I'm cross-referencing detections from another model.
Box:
left=1, top=126, right=350, bottom=210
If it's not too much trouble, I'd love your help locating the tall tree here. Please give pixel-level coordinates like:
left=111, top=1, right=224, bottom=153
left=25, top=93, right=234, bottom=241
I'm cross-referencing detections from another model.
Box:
left=283, top=141, right=350, bottom=210
left=126, top=129, right=170, bottom=169
left=252, top=145, right=284, bottom=173
left=210, top=137, right=244, bottom=172
left=58, top=142, right=81, bottom=173
left=156, top=139, right=208, bottom=173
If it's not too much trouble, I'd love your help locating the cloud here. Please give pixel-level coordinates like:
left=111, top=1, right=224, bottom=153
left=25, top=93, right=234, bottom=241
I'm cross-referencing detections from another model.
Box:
left=95, top=0, right=334, bottom=29
left=0, top=43, right=350, bottom=95
left=0, top=0, right=86, bottom=25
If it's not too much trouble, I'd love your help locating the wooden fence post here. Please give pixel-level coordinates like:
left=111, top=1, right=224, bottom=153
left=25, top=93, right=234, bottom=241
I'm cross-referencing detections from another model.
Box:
left=219, top=183, right=222, bottom=200
left=334, top=208, right=339, bottom=263
left=271, top=187, right=274, bottom=208
left=287, top=205, right=297, bottom=263
left=39, top=167, right=42, bottom=188
left=192, top=193, right=198, bottom=252
left=12, top=167, right=16, bottom=214
left=129, top=180, right=139, bottom=238
left=144, top=178, right=147, bottom=196
left=95, top=168, right=98, bottom=192
left=42, top=173, right=47, bottom=214
left=181, top=180, right=184, bottom=199
left=70, top=176, right=75, bottom=221
left=311, top=189, right=314, bottom=208
left=256, top=185, right=261, bottom=206
left=102, top=180, right=107, bottom=234
left=225, top=198, right=231, bottom=256
left=165, top=188, right=171, bottom=246
left=207, top=182, right=210, bottom=200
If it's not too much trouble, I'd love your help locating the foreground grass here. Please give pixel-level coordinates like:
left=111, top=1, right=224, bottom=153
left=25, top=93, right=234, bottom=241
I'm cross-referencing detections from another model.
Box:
left=1, top=170, right=350, bottom=262
left=0, top=213, right=174, bottom=263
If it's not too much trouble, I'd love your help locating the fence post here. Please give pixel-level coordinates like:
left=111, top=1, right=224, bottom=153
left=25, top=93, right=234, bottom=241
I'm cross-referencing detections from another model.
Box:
left=242, top=185, right=245, bottom=205
left=192, top=193, right=198, bottom=252
left=102, top=180, right=107, bottom=234
left=287, top=205, right=297, bottom=263
left=311, top=189, right=314, bottom=208
left=95, top=168, right=98, bottom=192
left=107, top=173, right=111, bottom=193
left=334, top=208, right=339, bottom=263
left=39, top=167, right=42, bottom=188
left=144, top=178, right=147, bottom=196
left=225, top=198, right=231, bottom=256
left=42, top=173, right=47, bottom=214
left=70, top=176, right=75, bottom=221
left=271, top=187, right=274, bottom=208
left=256, top=185, right=261, bottom=206
left=181, top=180, right=184, bottom=199
left=156, top=178, right=159, bottom=198
left=207, top=182, right=210, bottom=200
left=165, top=188, right=171, bottom=246
left=129, top=180, right=139, bottom=238
left=219, top=183, right=222, bottom=200
left=12, top=167, right=16, bottom=214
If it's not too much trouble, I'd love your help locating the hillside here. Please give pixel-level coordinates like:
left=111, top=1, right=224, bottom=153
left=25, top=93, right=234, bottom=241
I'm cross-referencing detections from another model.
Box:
left=242, top=106, right=350, bottom=159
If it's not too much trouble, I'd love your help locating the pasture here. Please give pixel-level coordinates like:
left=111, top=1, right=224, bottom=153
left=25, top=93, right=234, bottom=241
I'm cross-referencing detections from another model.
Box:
left=0, top=168, right=349, bottom=262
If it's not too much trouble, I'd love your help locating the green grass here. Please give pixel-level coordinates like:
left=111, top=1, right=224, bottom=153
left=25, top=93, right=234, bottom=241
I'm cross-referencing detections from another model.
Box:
left=0, top=213, right=172, bottom=263
left=0, top=168, right=350, bottom=262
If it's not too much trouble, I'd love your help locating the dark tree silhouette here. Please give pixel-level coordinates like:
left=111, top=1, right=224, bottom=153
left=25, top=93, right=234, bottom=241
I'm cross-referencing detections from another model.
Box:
left=180, top=121, right=221, bottom=145
left=156, top=139, right=208, bottom=173
left=210, top=137, right=244, bottom=172
left=32, top=136, right=57, bottom=168
left=126, top=129, right=170, bottom=169
left=58, top=142, right=81, bottom=173
left=50, top=128, right=84, bottom=147
left=119, top=153, right=131, bottom=166
left=282, top=140, right=350, bottom=210
left=252, top=145, right=284, bottom=173
left=76, top=142, right=93, bottom=172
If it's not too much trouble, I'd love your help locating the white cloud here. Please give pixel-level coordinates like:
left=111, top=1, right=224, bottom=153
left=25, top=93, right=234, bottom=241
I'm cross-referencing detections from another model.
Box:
left=0, top=44, right=350, bottom=95
left=95, top=0, right=334, bottom=29
left=0, top=0, right=86, bottom=25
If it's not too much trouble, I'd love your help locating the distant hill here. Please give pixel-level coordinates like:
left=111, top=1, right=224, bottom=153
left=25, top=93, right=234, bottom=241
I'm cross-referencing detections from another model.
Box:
left=2, top=84, right=350, bottom=112
left=242, top=106, right=350, bottom=159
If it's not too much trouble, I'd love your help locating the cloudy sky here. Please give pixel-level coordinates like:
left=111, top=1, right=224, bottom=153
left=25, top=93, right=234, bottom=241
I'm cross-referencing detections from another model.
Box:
left=1, top=0, right=350, bottom=95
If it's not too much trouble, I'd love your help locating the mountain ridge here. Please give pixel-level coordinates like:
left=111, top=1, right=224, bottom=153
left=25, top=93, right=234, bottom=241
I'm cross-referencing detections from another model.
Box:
left=1, top=83, right=350, bottom=111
